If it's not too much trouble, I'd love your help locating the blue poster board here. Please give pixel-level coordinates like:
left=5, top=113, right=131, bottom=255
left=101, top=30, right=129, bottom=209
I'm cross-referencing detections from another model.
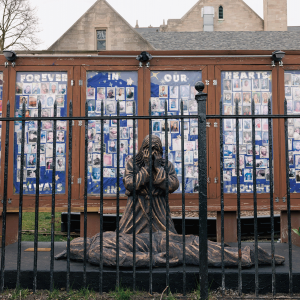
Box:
left=150, top=71, right=202, bottom=193
left=14, top=72, right=68, bottom=194
left=221, top=71, right=272, bottom=193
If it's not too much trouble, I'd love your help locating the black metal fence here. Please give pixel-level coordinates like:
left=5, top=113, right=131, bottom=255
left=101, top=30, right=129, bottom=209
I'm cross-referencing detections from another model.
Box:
left=0, top=81, right=296, bottom=298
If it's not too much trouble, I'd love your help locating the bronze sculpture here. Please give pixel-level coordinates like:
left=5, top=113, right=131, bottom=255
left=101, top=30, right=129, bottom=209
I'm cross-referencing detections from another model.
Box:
left=56, top=135, right=284, bottom=267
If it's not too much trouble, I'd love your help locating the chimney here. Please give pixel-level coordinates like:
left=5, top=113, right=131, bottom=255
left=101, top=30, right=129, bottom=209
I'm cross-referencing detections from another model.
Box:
left=135, top=20, right=139, bottom=28
left=264, top=0, right=287, bottom=31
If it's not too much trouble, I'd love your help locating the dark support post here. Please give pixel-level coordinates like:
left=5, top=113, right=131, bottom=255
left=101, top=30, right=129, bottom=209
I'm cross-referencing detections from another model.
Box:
left=195, top=82, right=208, bottom=300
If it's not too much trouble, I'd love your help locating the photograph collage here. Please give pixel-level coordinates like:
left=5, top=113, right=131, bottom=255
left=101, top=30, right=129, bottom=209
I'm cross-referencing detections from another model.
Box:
left=13, top=72, right=68, bottom=194
left=221, top=71, right=272, bottom=193
left=86, top=71, right=138, bottom=195
left=285, top=71, right=300, bottom=192
left=150, top=71, right=202, bottom=194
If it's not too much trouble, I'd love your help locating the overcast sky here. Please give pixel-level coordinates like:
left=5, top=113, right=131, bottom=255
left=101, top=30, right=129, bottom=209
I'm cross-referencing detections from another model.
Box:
left=29, top=0, right=300, bottom=50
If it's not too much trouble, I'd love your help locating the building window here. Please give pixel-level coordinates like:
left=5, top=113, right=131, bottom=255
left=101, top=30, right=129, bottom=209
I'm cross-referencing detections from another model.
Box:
left=96, top=30, right=106, bottom=50
left=219, top=6, right=223, bottom=19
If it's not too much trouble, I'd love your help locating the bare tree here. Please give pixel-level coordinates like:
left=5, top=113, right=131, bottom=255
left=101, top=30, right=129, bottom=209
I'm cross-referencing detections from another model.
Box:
left=0, top=0, right=41, bottom=50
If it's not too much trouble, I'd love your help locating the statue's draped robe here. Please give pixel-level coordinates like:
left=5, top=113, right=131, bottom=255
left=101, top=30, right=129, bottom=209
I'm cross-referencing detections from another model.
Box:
left=119, top=158, right=178, bottom=234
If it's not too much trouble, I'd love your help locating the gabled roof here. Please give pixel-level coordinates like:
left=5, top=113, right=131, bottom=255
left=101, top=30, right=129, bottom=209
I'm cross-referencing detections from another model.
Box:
left=48, top=0, right=155, bottom=51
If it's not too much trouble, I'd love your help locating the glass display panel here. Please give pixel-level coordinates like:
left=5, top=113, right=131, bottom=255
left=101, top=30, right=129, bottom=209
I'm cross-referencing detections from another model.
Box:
left=14, top=72, right=68, bottom=194
left=221, top=71, right=272, bottom=193
left=86, top=71, right=138, bottom=195
left=150, top=71, right=202, bottom=193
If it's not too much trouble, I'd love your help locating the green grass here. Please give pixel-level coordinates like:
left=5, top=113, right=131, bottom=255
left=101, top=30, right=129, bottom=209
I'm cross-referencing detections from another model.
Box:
left=109, top=286, right=135, bottom=300
left=22, top=212, right=74, bottom=242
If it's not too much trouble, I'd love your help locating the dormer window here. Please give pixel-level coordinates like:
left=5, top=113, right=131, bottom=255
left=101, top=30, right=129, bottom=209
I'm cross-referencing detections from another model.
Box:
left=219, top=5, right=223, bottom=19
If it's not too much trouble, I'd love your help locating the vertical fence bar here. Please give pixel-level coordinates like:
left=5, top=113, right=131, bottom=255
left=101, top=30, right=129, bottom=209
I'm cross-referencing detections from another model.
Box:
left=132, top=101, right=137, bottom=291
left=66, top=101, right=73, bottom=292
left=235, top=99, right=242, bottom=296
left=99, top=101, right=104, bottom=294
left=251, top=99, right=259, bottom=296
left=181, top=100, right=186, bottom=296
left=16, top=101, right=25, bottom=289
left=268, top=98, right=275, bottom=296
left=164, top=100, right=169, bottom=291
left=148, top=99, right=153, bottom=295
left=83, top=101, right=88, bottom=288
left=0, top=101, right=10, bottom=292
left=219, top=99, right=225, bottom=295
left=195, top=82, right=208, bottom=299
left=284, top=98, right=293, bottom=295
left=116, top=102, right=120, bottom=288
left=33, top=101, right=41, bottom=292
left=50, top=101, right=57, bottom=291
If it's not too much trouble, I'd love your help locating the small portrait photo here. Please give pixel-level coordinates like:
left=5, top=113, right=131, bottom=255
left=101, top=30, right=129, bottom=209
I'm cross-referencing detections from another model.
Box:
left=262, top=131, right=269, bottom=144
left=260, top=145, right=269, bottom=158
left=87, top=87, right=95, bottom=99
left=97, top=87, right=106, bottom=100
left=27, top=169, right=36, bottom=178
left=108, top=140, right=117, bottom=153
left=159, top=85, right=168, bottom=98
left=296, top=170, right=300, bottom=182
left=87, top=100, right=95, bottom=112
left=256, top=159, right=268, bottom=168
left=233, top=92, right=242, bottom=105
left=126, top=101, right=133, bottom=114
left=170, top=120, right=179, bottom=133
left=41, top=83, right=49, bottom=94
left=19, top=96, right=28, bottom=108
left=120, top=127, right=129, bottom=139
left=37, top=94, right=47, bottom=108
left=288, top=126, right=294, bottom=138
left=243, top=119, right=251, bottom=131
left=107, top=88, right=115, bottom=99
left=293, top=87, right=300, bottom=101
left=294, top=127, right=300, bottom=140
left=56, top=144, right=65, bottom=155
left=46, top=158, right=54, bottom=170
left=224, top=105, right=232, bottom=115
left=287, top=100, right=293, bottom=113
left=190, top=127, right=198, bottom=135
left=189, top=100, right=197, bottom=112
left=40, top=144, right=45, bottom=154
left=46, top=143, right=53, bottom=157
left=106, top=100, right=116, bottom=114
left=151, top=97, right=160, bottom=111
left=244, top=169, right=253, bottom=182
left=245, top=156, right=253, bottom=167
left=95, top=100, right=103, bottom=113
left=55, top=95, right=64, bottom=107
left=93, top=142, right=101, bottom=153
left=243, top=92, right=251, bottom=105
left=28, top=131, right=37, bottom=143
left=254, top=106, right=260, bottom=115
left=260, top=78, right=269, bottom=90
left=175, top=163, right=182, bottom=175
left=93, top=153, right=101, bottom=166
left=57, top=131, right=65, bottom=142
left=242, top=79, right=251, bottom=91
left=169, top=98, right=178, bottom=111
left=175, top=151, right=182, bottom=162
left=49, top=82, right=58, bottom=94
left=290, top=169, right=296, bottom=179
left=92, top=168, right=100, bottom=180
left=56, top=157, right=65, bottom=171
left=31, top=109, right=38, bottom=117
left=40, top=154, right=45, bottom=167
left=170, top=86, right=179, bottom=98
left=255, top=118, right=261, bottom=130
left=224, top=145, right=233, bottom=157
left=87, top=141, right=93, bottom=153
left=159, top=99, right=167, bottom=111
left=29, top=96, right=37, bottom=108
left=238, top=155, right=245, bottom=169
left=256, top=169, right=265, bottom=179
left=46, top=96, right=54, bottom=107
left=41, top=131, right=46, bottom=143
left=224, top=119, right=232, bottom=131
left=57, top=121, right=67, bottom=130
left=58, top=84, right=67, bottom=95
left=119, top=101, right=126, bottom=113
left=152, top=120, right=161, bottom=132
left=116, top=87, right=125, bottom=100
left=294, top=101, right=300, bottom=113
left=184, top=151, right=194, bottom=164
left=262, top=119, right=268, bottom=131
left=295, top=155, right=300, bottom=169
left=289, top=139, right=293, bottom=150
left=252, top=92, right=261, bottom=105
left=243, top=132, right=252, bottom=143
left=42, top=121, right=53, bottom=130
left=185, top=141, right=195, bottom=151
left=224, top=158, right=235, bottom=168
left=285, top=86, right=292, bottom=98
left=41, top=108, right=51, bottom=118
left=224, top=92, right=232, bottom=104
left=103, top=154, right=112, bottom=166
left=109, top=127, right=117, bottom=139
left=16, top=82, right=23, bottom=94
left=232, top=79, right=241, bottom=91
left=224, top=80, right=232, bottom=91
left=27, top=154, right=36, bottom=168
left=120, top=140, right=128, bottom=154
left=88, top=154, right=93, bottom=165
left=28, top=121, right=37, bottom=131
left=126, top=87, right=134, bottom=100
left=47, top=131, right=54, bottom=143
left=16, top=169, right=27, bottom=182
left=129, top=139, right=138, bottom=154
left=172, top=138, right=181, bottom=151
left=32, top=83, right=41, bottom=94
left=242, top=106, right=251, bottom=116
left=180, top=85, right=190, bottom=98
left=224, top=170, right=231, bottom=181
left=23, top=83, right=32, bottom=94
left=225, top=131, right=234, bottom=144
left=161, top=120, right=170, bottom=132
left=252, top=79, right=260, bottom=90
left=185, top=165, right=194, bottom=178
left=285, top=73, right=292, bottom=86
left=261, top=105, right=269, bottom=115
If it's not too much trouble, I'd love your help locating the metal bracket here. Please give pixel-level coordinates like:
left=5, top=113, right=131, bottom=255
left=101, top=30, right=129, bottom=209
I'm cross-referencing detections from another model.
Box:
left=4, top=62, right=8, bottom=68
left=205, top=80, right=210, bottom=86
left=77, top=178, right=82, bottom=184
left=214, top=177, right=218, bottom=183
left=214, top=122, right=218, bottom=128
left=207, top=178, right=210, bottom=183
left=213, top=80, right=217, bottom=86
left=79, top=80, right=83, bottom=86
left=271, top=61, right=275, bottom=67
left=71, top=176, right=74, bottom=185
left=282, top=197, right=286, bottom=203
left=206, top=122, right=211, bottom=127
left=146, top=62, right=150, bottom=68
left=71, top=80, right=75, bottom=86
left=72, top=120, right=75, bottom=126
left=275, top=197, right=279, bottom=203
left=78, top=121, right=83, bottom=126
left=279, top=61, right=284, bottom=67
left=139, top=62, right=143, bottom=68
left=1, top=199, right=11, bottom=204
left=12, top=62, right=15, bottom=67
